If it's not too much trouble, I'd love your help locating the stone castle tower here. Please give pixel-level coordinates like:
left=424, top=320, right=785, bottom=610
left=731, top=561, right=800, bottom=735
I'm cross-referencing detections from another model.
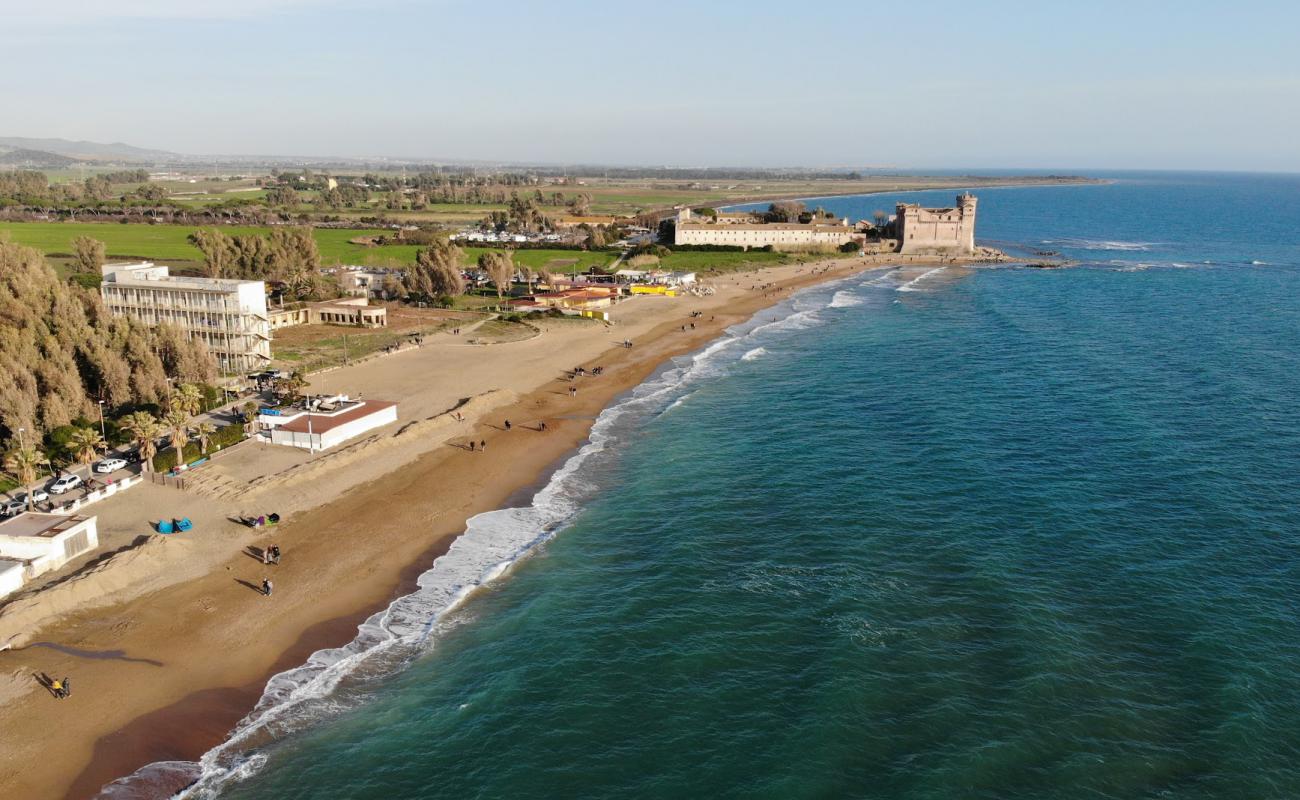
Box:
left=896, top=193, right=977, bottom=255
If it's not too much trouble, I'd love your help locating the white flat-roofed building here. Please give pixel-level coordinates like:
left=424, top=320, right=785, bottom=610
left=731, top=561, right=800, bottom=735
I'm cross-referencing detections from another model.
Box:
left=0, top=512, right=99, bottom=597
left=258, top=396, right=398, bottom=451
left=100, top=262, right=272, bottom=373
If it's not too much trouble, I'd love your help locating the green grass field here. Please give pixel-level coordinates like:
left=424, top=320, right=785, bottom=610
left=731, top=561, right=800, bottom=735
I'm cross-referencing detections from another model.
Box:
left=0, top=221, right=392, bottom=263
left=0, top=221, right=618, bottom=270
left=656, top=250, right=791, bottom=273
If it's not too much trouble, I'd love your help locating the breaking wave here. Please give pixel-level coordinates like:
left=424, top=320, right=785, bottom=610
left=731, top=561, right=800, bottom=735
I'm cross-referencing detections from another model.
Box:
left=829, top=290, right=863, bottom=308
left=896, top=267, right=946, bottom=293
left=741, top=347, right=768, bottom=361
left=1043, top=238, right=1155, bottom=252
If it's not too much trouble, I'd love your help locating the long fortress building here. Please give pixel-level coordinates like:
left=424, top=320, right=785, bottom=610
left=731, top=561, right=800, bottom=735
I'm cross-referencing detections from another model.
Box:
left=674, top=193, right=978, bottom=255
left=674, top=207, right=861, bottom=249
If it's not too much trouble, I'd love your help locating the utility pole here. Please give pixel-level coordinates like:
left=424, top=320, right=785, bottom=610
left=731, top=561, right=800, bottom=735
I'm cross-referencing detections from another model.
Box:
left=97, top=400, right=107, bottom=452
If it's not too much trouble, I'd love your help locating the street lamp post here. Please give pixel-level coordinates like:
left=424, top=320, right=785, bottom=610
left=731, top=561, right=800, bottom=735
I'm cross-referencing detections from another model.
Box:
left=97, top=400, right=107, bottom=452
left=16, top=426, right=31, bottom=512
left=304, top=394, right=316, bottom=455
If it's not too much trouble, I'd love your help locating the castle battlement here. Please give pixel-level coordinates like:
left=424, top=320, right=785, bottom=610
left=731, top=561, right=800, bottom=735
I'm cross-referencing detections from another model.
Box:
left=896, top=194, right=977, bottom=255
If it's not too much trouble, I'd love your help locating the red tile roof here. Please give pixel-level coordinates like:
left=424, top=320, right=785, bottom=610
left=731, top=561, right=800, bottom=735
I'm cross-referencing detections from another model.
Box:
left=277, top=400, right=396, bottom=435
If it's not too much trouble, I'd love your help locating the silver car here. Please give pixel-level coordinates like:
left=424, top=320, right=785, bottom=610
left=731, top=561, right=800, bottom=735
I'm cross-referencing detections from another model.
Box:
left=48, top=474, right=82, bottom=494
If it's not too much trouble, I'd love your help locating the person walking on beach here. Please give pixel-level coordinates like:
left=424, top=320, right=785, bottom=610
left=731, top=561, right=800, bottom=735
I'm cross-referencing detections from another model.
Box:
left=271, top=545, right=282, bottom=565
left=262, top=547, right=272, bottom=565
left=262, top=578, right=273, bottom=597
left=504, top=419, right=512, bottom=431
left=480, top=440, right=487, bottom=451
left=469, top=440, right=475, bottom=452
left=569, top=386, right=577, bottom=398
left=539, top=421, right=547, bottom=432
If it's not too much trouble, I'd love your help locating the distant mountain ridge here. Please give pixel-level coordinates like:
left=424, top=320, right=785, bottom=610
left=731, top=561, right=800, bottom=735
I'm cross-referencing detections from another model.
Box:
left=0, top=136, right=176, bottom=162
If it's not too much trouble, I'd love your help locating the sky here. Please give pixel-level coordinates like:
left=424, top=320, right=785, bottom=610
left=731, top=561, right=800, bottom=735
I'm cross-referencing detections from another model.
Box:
left=3, top=0, right=1299, bottom=171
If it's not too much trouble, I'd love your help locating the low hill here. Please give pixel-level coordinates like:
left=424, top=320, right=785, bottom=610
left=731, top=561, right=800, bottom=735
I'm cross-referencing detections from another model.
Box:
left=0, top=136, right=176, bottom=162
left=0, top=146, right=80, bottom=168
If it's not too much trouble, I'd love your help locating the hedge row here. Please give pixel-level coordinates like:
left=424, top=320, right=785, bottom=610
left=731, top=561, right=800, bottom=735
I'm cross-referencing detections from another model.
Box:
left=153, top=422, right=246, bottom=473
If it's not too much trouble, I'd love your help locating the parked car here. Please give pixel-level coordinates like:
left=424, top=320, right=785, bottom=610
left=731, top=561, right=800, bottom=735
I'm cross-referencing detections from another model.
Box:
left=95, top=457, right=127, bottom=473
left=48, top=474, right=82, bottom=494
left=1, top=490, right=48, bottom=515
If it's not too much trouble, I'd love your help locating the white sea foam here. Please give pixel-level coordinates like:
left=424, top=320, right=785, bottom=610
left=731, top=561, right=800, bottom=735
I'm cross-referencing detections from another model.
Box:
left=829, top=290, right=863, bottom=308
left=1042, top=238, right=1155, bottom=251
left=741, top=347, right=768, bottom=361
left=859, top=269, right=899, bottom=288
left=896, top=267, right=946, bottom=293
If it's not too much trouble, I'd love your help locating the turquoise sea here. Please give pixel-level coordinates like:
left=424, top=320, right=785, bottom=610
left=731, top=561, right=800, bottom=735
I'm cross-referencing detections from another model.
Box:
left=110, top=172, right=1300, bottom=799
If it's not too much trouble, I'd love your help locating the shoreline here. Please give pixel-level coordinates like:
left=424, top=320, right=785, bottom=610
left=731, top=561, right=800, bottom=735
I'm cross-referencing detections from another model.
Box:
left=0, top=255, right=962, bottom=799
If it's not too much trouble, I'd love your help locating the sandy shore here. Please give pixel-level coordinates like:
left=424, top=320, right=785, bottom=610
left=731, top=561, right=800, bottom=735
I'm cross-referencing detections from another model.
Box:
left=0, top=254, right=969, bottom=798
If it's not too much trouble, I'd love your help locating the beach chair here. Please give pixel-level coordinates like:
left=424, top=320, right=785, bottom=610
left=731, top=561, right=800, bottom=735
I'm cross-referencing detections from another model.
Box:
left=156, top=520, right=175, bottom=534
left=175, top=517, right=193, bottom=532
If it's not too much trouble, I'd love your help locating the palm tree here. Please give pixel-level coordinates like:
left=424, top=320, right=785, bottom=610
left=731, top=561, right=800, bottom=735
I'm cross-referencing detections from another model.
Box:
left=172, top=383, right=204, bottom=416
left=4, top=444, right=48, bottom=511
left=273, top=373, right=307, bottom=405
left=163, top=408, right=191, bottom=471
left=119, top=411, right=161, bottom=472
left=195, top=422, right=216, bottom=454
left=68, top=426, right=105, bottom=472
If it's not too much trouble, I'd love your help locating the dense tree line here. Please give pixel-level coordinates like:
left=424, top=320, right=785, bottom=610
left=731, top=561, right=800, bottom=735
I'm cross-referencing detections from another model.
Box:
left=188, top=226, right=332, bottom=299
left=0, top=238, right=216, bottom=444
left=0, top=169, right=153, bottom=206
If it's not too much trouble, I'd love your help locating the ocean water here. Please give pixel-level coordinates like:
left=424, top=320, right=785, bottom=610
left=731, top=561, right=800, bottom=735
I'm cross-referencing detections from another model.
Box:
left=111, top=173, right=1300, bottom=799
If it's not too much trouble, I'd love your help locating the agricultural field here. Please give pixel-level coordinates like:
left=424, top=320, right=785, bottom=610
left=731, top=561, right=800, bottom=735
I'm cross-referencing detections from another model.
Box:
left=0, top=221, right=624, bottom=273
left=0, top=221, right=393, bottom=264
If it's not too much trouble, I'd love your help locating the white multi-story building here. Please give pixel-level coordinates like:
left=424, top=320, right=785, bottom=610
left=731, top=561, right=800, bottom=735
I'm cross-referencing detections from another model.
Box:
left=100, top=262, right=271, bottom=373
left=674, top=208, right=862, bottom=250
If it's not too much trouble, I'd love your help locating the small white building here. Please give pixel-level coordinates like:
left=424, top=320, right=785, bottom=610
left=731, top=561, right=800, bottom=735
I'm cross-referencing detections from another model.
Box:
left=259, top=397, right=398, bottom=451
left=0, top=513, right=99, bottom=598
left=614, top=269, right=650, bottom=283
left=0, top=560, right=24, bottom=599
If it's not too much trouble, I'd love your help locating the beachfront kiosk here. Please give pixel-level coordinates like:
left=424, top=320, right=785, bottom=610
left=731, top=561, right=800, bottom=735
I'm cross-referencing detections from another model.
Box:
left=258, top=396, right=398, bottom=452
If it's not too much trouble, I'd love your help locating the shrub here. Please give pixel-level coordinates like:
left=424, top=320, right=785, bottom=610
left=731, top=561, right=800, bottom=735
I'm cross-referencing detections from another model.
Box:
left=153, top=423, right=246, bottom=473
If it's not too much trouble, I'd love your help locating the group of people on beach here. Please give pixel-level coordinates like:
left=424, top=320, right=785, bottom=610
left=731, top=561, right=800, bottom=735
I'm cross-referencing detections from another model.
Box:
left=49, top=676, right=71, bottom=699
left=258, top=543, right=283, bottom=596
